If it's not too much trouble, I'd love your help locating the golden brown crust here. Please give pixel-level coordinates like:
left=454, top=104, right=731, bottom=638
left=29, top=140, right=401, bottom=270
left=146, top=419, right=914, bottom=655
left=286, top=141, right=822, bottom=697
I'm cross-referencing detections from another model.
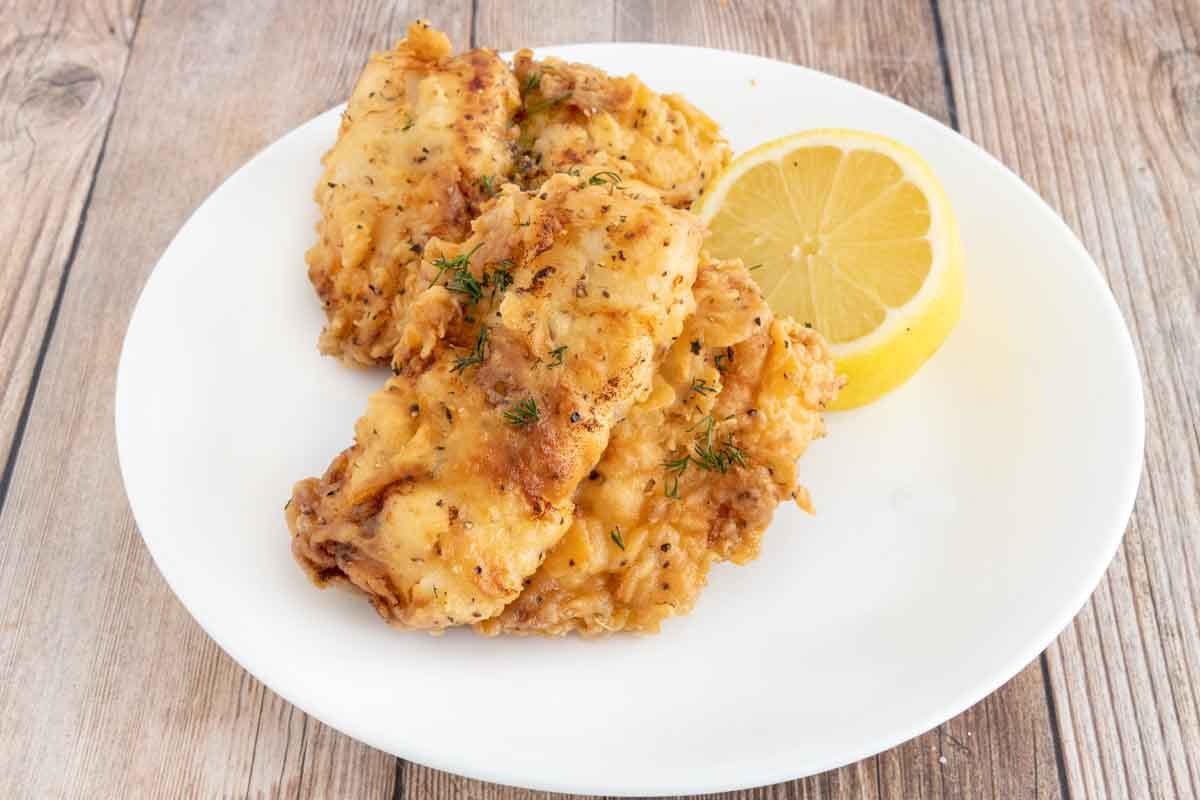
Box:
left=292, top=25, right=840, bottom=637
left=512, top=50, right=731, bottom=209
left=308, top=21, right=520, bottom=367
left=289, top=176, right=704, bottom=630
left=478, top=258, right=842, bottom=636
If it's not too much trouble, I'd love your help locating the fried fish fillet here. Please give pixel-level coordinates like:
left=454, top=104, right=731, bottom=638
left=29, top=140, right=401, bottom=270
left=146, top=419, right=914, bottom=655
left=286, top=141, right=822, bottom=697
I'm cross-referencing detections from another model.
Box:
left=288, top=174, right=703, bottom=630
left=479, top=258, right=841, bottom=636
left=308, top=21, right=519, bottom=367
left=512, top=50, right=730, bottom=208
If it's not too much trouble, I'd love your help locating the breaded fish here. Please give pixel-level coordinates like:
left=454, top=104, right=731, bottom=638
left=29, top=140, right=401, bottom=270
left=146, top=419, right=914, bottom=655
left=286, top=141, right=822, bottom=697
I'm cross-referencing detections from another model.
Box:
left=308, top=21, right=519, bottom=367
left=289, top=174, right=703, bottom=630
left=480, top=258, right=841, bottom=635
left=512, top=50, right=730, bottom=209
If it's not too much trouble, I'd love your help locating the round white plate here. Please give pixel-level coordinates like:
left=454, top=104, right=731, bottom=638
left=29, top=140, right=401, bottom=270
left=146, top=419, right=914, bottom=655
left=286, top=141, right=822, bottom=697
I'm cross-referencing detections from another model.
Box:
left=116, top=44, right=1143, bottom=795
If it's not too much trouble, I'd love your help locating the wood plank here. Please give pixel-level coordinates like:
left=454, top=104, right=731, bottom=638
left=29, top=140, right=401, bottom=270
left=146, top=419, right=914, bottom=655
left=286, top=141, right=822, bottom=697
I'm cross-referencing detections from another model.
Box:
left=613, top=0, right=951, bottom=125
left=0, top=0, right=138, bottom=490
left=0, top=1, right=470, bottom=797
left=396, top=662, right=1060, bottom=800
left=400, top=3, right=1063, bottom=797
left=474, top=0, right=615, bottom=48
left=940, top=0, right=1200, bottom=798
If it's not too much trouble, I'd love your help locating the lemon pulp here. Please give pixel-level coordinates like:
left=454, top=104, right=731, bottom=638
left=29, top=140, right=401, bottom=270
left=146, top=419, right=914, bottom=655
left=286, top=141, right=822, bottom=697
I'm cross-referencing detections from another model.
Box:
left=695, top=130, right=963, bottom=409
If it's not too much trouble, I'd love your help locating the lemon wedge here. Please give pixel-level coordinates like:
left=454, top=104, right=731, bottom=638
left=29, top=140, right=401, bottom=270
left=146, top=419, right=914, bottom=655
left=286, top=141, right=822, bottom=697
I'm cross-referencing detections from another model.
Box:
left=694, top=129, right=964, bottom=410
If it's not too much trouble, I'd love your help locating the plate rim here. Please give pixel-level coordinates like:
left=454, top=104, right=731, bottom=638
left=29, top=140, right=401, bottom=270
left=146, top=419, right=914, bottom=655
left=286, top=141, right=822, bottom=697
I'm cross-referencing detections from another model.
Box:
left=115, top=41, right=1145, bottom=795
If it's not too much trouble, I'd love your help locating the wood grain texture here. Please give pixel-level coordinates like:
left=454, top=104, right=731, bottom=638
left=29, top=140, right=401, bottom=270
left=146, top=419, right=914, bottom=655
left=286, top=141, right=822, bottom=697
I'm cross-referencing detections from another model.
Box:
left=613, top=0, right=951, bottom=125
left=2, top=0, right=1195, bottom=797
left=397, top=662, right=1062, bottom=800
left=474, top=0, right=615, bottom=48
left=0, top=1, right=468, bottom=797
left=939, top=1, right=1200, bottom=798
left=398, top=3, right=1064, bottom=796
left=0, top=0, right=138, bottom=493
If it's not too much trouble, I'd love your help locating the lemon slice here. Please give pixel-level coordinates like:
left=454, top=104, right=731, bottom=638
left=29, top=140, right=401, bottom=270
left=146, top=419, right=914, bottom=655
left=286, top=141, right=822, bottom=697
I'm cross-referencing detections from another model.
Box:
left=694, top=129, right=964, bottom=410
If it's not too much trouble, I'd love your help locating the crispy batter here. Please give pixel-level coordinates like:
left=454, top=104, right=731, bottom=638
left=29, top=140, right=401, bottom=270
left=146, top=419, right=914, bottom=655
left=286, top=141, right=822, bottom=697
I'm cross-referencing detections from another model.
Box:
left=478, top=258, right=842, bottom=636
left=289, top=175, right=704, bottom=630
left=308, top=21, right=520, bottom=367
left=293, top=26, right=840, bottom=636
left=512, top=50, right=730, bottom=208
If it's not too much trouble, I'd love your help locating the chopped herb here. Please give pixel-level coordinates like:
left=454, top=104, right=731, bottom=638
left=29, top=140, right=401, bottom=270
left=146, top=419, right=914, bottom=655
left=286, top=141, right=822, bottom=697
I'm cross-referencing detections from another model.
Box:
left=587, top=170, right=624, bottom=188
left=692, top=432, right=747, bottom=474
left=523, top=72, right=541, bottom=92
left=430, top=242, right=481, bottom=285
left=452, top=326, right=489, bottom=373
left=714, top=352, right=729, bottom=372
left=671, top=415, right=749, bottom=475
left=663, top=455, right=691, bottom=474
left=565, top=166, right=582, bottom=177
left=749, top=263, right=764, bottom=271
left=524, top=91, right=572, bottom=116
left=447, top=268, right=484, bottom=304
left=724, top=436, right=747, bottom=465
left=548, top=345, right=567, bottom=366
left=480, top=174, right=496, bottom=196
left=431, top=242, right=485, bottom=305
left=662, top=454, right=689, bottom=499
left=503, top=397, right=540, bottom=427
left=402, top=114, right=415, bottom=131
left=610, top=527, right=626, bottom=550
left=690, top=378, right=718, bottom=396
left=489, top=261, right=514, bottom=303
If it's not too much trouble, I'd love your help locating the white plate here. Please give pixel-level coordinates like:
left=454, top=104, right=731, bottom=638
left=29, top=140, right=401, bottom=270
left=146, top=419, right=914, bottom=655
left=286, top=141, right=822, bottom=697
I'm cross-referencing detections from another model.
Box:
left=116, top=44, right=1143, bottom=795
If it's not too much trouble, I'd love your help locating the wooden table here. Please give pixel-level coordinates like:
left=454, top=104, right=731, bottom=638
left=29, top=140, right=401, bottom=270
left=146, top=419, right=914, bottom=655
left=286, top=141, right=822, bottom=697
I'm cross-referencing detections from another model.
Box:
left=2, top=1, right=1197, bottom=797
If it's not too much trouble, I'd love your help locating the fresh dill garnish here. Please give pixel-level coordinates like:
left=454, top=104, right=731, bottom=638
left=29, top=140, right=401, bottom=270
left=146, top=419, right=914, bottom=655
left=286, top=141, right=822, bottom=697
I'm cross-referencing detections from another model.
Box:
left=663, top=455, right=691, bottom=474
left=488, top=260, right=514, bottom=303
left=503, top=397, right=540, bottom=427
left=523, top=72, right=541, bottom=92
left=692, top=433, right=746, bottom=474
left=447, top=267, right=484, bottom=304
left=565, top=166, right=582, bottom=177
left=430, top=242, right=482, bottom=285
left=480, top=174, right=496, bottom=196
left=587, top=170, right=624, bottom=188
left=431, top=242, right=485, bottom=304
left=723, top=438, right=748, bottom=467
left=402, top=114, right=415, bottom=131
left=748, top=263, right=764, bottom=271
left=548, top=345, right=567, bottom=366
left=672, top=415, right=750, bottom=476
left=690, top=378, right=718, bottom=396
left=662, top=454, right=690, bottom=500
left=524, top=91, right=572, bottom=116
left=610, top=527, right=626, bottom=550
left=713, top=352, right=729, bottom=372
left=452, top=326, right=489, bottom=373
